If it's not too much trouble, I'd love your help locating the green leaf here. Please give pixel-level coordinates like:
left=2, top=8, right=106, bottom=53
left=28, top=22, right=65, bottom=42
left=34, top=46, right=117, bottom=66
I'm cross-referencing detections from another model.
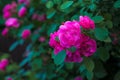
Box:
left=6, top=64, right=19, bottom=73
left=97, top=47, right=110, bottom=62
left=94, top=27, right=109, bottom=41
left=28, top=7, right=34, bottom=16
left=9, top=41, right=19, bottom=51
left=47, top=9, right=56, bottom=19
left=84, top=58, right=95, bottom=72
left=60, top=1, right=73, bottom=9
left=92, top=16, right=104, bottom=23
left=47, top=23, right=57, bottom=36
left=56, top=63, right=64, bottom=72
left=79, top=64, right=86, bottom=73
left=31, top=59, right=42, bottom=71
left=103, top=37, right=112, bottom=43
left=0, top=16, right=5, bottom=25
left=53, top=0, right=62, bottom=4
left=89, top=4, right=96, bottom=11
left=46, top=1, right=54, bottom=8
left=114, top=71, right=120, bottom=80
left=65, top=63, right=74, bottom=70
left=0, top=54, right=9, bottom=59
left=106, top=20, right=113, bottom=29
left=53, top=50, right=66, bottom=65
left=86, top=71, right=94, bottom=80
left=94, top=60, right=107, bottom=78
left=68, top=46, right=76, bottom=52
left=114, top=0, right=120, bottom=8
left=19, top=58, right=29, bottom=67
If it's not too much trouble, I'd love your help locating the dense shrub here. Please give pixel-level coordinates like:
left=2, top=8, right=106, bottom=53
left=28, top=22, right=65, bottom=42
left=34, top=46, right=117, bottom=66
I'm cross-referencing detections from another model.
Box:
left=0, top=0, right=120, bottom=80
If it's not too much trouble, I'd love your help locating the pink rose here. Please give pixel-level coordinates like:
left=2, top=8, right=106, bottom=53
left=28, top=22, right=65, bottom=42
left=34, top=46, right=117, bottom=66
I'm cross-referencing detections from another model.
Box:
left=49, top=32, right=64, bottom=54
left=3, top=11, right=12, bottom=19
left=1, top=28, right=9, bottom=36
left=0, top=59, right=9, bottom=71
left=32, top=13, right=39, bottom=20
left=0, top=64, right=5, bottom=71
left=7, top=77, right=13, bottom=80
left=39, top=36, right=46, bottom=42
left=65, top=50, right=83, bottom=62
left=11, top=1, right=17, bottom=10
left=79, top=16, right=95, bottom=29
left=58, top=21, right=81, bottom=48
left=49, top=16, right=97, bottom=62
left=5, top=18, right=20, bottom=28
left=78, top=34, right=97, bottom=57
left=22, top=29, right=31, bottom=39
left=37, top=14, right=46, bottom=22
left=3, top=4, right=11, bottom=13
left=18, top=6, right=27, bottom=17
left=1, top=59, right=9, bottom=66
left=74, top=76, right=83, bottom=80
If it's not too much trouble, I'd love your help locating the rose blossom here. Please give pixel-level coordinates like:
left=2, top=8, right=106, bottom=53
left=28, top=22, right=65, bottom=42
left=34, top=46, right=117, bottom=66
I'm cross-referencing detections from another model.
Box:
left=6, top=77, right=13, bottom=80
left=74, top=76, right=83, bottom=80
left=1, top=59, right=9, bottom=66
left=0, top=59, right=9, bottom=71
left=3, top=4, right=11, bottom=13
left=3, top=11, right=12, bottom=19
left=65, top=34, right=96, bottom=62
left=1, top=28, right=9, bottom=36
left=18, top=6, right=27, bottom=17
left=58, top=20, right=81, bottom=48
left=49, top=18, right=97, bottom=62
left=5, top=18, right=20, bottom=28
left=39, top=36, right=46, bottom=42
left=65, top=50, right=83, bottom=62
left=78, top=34, right=97, bottom=57
left=49, top=32, right=64, bottom=54
left=79, top=16, right=95, bottom=29
left=22, top=29, right=31, bottom=39
left=0, top=64, right=5, bottom=71
left=37, top=14, right=46, bottom=22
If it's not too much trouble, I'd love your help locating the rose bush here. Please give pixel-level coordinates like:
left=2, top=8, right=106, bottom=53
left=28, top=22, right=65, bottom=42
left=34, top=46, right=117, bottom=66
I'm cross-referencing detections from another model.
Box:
left=0, top=0, right=120, bottom=80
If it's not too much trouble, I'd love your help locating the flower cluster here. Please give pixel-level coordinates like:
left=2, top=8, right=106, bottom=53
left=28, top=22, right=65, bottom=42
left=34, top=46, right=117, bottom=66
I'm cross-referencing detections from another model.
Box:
left=1, top=0, right=31, bottom=39
left=3, top=2, right=17, bottom=19
left=49, top=16, right=96, bottom=62
left=0, top=59, right=9, bottom=71
left=32, top=13, right=46, bottom=22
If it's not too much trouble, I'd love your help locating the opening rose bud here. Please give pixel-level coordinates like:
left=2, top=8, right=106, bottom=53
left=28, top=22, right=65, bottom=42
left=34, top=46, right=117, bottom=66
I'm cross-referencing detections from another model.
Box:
left=1, top=28, right=9, bottom=36
left=79, top=16, right=95, bottom=30
left=21, top=29, right=31, bottom=39
left=18, top=6, right=27, bottom=17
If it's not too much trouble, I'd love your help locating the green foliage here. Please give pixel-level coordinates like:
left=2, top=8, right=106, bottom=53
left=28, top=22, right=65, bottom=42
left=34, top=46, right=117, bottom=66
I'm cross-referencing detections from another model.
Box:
left=94, top=60, right=107, bottom=78
left=114, top=0, right=120, bottom=8
left=84, top=58, right=94, bottom=72
left=114, top=71, right=120, bottom=80
left=46, top=1, right=54, bottom=9
left=94, top=27, right=109, bottom=41
left=53, top=50, right=66, bottom=66
left=92, top=16, right=104, bottom=23
left=0, top=0, right=119, bottom=80
left=60, top=1, right=73, bottom=10
left=97, top=47, right=110, bottom=62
